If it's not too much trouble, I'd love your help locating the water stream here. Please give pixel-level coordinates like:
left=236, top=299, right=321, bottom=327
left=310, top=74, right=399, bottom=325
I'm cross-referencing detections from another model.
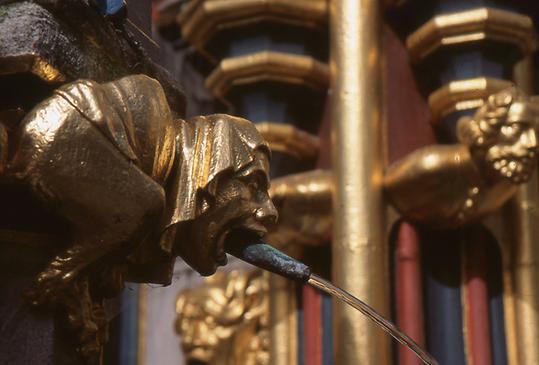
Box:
left=308, top=273, right=439, bottom=365
left=226, top=238, right=439, bottom=365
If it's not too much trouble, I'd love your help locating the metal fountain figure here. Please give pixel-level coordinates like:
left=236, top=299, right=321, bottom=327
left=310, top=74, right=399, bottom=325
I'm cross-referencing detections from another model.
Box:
left=2, top=73, right=466, bottom=364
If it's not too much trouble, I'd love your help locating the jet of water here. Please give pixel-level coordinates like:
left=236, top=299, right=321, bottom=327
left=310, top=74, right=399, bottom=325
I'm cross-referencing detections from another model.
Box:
left=226, top=239, right=439, bottom=365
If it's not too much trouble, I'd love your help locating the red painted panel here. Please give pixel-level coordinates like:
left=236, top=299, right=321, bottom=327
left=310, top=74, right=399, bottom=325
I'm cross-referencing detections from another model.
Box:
left=463, top=232, right=493, bottom=365
left=395, top=221, right=425, bottom=365
left=303, top=284, right=322, bottom=365
left=384, top=26, right=436, bottom=163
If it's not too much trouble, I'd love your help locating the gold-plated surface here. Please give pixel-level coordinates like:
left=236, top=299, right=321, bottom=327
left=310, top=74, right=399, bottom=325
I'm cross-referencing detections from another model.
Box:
left=385, top=87, right=539, bottom=227
left=255, top=122, right=320, bottom=161
left=137, top=284, right=147, bottom=365
left=428, top=77, right=513, bottom=123
left=268, top=274, right=297, bottom=365
left=0, top=54, right=67, bottom=83
left=406, top=7, right=538, bottom=63
left=206, top=51, right=329, bottom=103
left=330, top=0, right=389, bottom=363
left=178, top=0, right=328, bottom=53
left=508, top=175, right=539, bottom=365
left=268, top=170, right=332, bottom=250
left=509, top=57, right=539, bottom=365
left=6, top=75, right=277, bottom=356
left=502, top=251, right=519, bottom=365
left=483, top=202, right=519, bottom=365
left=175, top=269, right=269, bottom=365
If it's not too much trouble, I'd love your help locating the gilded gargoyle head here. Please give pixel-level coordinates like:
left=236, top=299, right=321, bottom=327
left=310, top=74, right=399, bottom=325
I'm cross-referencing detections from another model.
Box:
left=458, top=87, right=539, bottom=184
left=175, top=270, right=269, bottom=365
left=169, top=115, right=279, bottom=276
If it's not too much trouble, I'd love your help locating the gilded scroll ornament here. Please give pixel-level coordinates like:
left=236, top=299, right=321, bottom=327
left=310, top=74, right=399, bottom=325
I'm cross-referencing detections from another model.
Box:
left=4, top=74, right=277, bottom=356
left=176, top=269, right=269, bottom=365
left=385, top=87, right=539, bottom=227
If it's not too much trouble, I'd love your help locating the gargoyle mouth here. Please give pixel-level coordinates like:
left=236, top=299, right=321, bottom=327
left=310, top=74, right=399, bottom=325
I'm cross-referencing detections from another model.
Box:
left=223, top=224, right=268, bottom=258
left=215, top=223, right=267, bottom=267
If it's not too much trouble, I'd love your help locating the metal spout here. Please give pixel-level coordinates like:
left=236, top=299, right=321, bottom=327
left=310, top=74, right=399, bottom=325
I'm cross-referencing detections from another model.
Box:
left=225, top=239, right=311, bottom=283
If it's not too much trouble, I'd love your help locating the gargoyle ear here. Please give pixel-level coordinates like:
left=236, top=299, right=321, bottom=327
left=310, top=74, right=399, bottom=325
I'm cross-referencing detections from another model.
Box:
left=457, top=116, right=490, bottom=147
left=196, top=190, right=214, bottom=216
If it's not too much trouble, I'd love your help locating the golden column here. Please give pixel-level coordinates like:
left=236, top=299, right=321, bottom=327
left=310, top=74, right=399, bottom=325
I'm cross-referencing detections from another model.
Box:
left=510, top=57, right=539, bottom=365
left=330, top=0, right=389, bottom=364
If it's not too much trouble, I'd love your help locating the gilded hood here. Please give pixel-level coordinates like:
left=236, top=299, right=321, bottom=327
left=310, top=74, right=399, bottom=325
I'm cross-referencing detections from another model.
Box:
left=164, top=114, right=270, bottom=227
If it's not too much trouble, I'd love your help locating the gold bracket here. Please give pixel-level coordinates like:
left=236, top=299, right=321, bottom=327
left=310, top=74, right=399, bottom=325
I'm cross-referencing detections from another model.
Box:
left=428, top=77, right=513, bottom=124
left=178, top=0, right=328, bottom=56
left=205, top=51, right=329, bottom=104
left=255, top=122, right=320, bottom=161
left=407, top=7, right=538, bottom=63
left=0, top=54, right=66, bottom=83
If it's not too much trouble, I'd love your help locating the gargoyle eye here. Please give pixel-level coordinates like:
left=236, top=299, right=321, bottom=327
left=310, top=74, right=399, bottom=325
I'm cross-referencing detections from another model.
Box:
left=501, top=123, right=523, bottom=138
left=247, top=181, right=260, bottom=192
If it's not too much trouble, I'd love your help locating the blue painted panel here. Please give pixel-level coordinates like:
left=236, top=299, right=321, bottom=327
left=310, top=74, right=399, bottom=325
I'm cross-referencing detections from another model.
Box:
left=297, top=286, right=305, bottom=365
left=422, top=231, right=466, bottom=365
left=229, top=82, right=324, bottom=176
left=485, top=232, right=509, bottom=365
left=118, top=284, right=139, bottom=365
left=207, top=23, right=328, bottom=62
left=321, top=294, right=334, bottom=365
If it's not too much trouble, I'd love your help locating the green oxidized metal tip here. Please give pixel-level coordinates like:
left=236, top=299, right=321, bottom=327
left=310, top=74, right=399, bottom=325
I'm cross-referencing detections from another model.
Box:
left=225, top=237, right=311, bottom=283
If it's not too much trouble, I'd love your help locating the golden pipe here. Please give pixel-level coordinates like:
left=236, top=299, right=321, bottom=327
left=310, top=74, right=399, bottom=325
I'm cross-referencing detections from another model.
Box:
left=269, top=274, right=297, bottom=365
left=137, top=284, right=147, bottom=365
left=510, top=175, right=539, bottom=365
left=510, top=57, right=539, bottom=365
left=330, top=0, right=389, bottom=364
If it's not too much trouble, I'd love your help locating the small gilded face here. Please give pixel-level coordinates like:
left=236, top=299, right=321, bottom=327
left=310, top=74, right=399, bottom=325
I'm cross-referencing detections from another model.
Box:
left=178, top=151, right=278, bottom=275
left=176, top=295, right=236, bottom=364
left=486, top=113, right=538, bottom=183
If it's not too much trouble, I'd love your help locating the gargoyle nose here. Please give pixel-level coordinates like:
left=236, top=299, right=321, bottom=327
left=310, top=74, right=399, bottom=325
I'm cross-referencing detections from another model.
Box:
left=520, top=128, right=537, bottom=150
left=255, top=200, right=278, bottom=226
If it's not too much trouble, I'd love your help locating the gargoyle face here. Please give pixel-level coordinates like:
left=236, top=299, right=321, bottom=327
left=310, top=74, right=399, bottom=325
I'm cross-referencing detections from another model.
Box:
left=485, top=102, right=538, bottom=183
left=178, top=150, right=278, bottom=276
left=486, top=124, right=536, bottom=183
left=458, top=89, right=539, bottom=184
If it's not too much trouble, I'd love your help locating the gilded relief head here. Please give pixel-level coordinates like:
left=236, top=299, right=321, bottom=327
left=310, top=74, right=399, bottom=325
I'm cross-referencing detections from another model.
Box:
left=175, top=270, right=269, bottom=365
left=458, top=87, right=539, bottom=183
left=164, top=114, right=278, bottom=276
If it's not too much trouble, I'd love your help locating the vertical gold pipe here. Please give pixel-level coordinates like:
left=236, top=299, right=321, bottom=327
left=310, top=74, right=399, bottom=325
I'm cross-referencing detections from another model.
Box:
left=269, top=274, right=297, bottom=365
left=501, top=256, right=519, bottom=365
left=511, top=175, right=539, bottom=365
left=511, top=57, right=539, bottom=365
left=137, top=284, right=147, bottom=365
left=330, top=0, right=389, bottom=364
